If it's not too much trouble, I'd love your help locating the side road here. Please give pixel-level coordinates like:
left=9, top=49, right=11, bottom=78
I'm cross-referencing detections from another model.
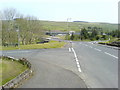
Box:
left=2, top=48, right=87, bottom=88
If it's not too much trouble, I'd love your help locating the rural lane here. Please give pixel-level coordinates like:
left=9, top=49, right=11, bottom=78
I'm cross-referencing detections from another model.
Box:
left=72, top=41, right=118, bottom=88
left=1, top=41, right=118, bottom=88
left=2, top=48, right=87, bottom=88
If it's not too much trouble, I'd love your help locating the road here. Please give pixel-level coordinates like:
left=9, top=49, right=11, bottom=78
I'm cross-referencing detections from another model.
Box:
left=72, top=41, right=118, bottom=88
left=1, top=41, right=118, bottom=88
left=2, top=48, right=87, bottom=88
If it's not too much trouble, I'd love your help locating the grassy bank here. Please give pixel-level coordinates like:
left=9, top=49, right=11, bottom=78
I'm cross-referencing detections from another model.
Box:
left=98, top=38, right=120, bottom=47
left=99, top=38, right=119, bottom=44
left=0, top=58, right=28, bottom=85
left=0, top=41, right=66, bottom=50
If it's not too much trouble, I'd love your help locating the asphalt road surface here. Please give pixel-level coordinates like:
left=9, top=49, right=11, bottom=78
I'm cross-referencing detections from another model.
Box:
left=72, top=41, right=118, bottom=88
left=1, top=41, right=118, bottom=88
left=2, top=47, right=87, bottom=88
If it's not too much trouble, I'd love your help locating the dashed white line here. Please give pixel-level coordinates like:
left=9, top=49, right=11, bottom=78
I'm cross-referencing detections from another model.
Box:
left=69, top=48, right=71, bottom=52
left=76, top=61, right=79, bottom=65
left=94, top=48, right=101, bottom=52
left=85, top=44, right=88, bottom=46
left=75, top=58, right=79, bottom=62
left=89, top=46, right=93, bottom=48
left=71, top=48, right=74, bottom=52
left=71, top=48, right=82, bottom=72
left=77, top=64, right=80, bottom=68
left=78, top=67, right=82, bottom=72
left=104, top=52, right=118, bottom=59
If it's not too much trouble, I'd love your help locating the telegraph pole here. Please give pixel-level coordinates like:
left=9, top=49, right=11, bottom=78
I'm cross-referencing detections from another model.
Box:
left=67, top=18, right=71, bottom=31
left=79, top=25, right=82, bottom=41
left=16, top=26, right=20, bottom=49
left=14, top=18, right=20, bottom=49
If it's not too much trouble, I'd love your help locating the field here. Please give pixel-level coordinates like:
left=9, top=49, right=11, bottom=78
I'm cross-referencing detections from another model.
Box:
left=41, top=20, right=118, bottom=32
left=1, top=40, right=66, bottom=50
left=0, top=58, right=28, bottom=86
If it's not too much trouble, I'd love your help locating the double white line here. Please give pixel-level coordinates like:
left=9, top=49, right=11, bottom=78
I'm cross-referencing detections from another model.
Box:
left=69, top=47, right=82, bottom=72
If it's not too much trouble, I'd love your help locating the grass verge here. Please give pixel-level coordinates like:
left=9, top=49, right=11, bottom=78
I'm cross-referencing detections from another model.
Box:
left=0, top=58, right=28, bottom=86
left=99, top=38, right=119, bottom=44
left=0, top=41, right=66, bottom=50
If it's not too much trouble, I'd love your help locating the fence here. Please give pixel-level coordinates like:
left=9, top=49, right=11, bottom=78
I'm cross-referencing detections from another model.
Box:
left=1, top=56, right=33, bottom=89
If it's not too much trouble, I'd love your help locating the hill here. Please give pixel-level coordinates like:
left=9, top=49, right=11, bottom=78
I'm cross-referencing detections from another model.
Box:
left=40, top=20, right=118, bottom=32
left=2, top=20, right=118, bottom=32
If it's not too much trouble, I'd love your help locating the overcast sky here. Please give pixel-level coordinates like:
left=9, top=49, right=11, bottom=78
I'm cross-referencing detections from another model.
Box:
left=0, top=0, right=119, bottom=23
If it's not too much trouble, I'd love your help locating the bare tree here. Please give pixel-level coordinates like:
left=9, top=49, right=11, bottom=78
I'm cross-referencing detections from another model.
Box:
left=3, top=8, right=18, bottom=20
left=2, top=8, right=44, bottom=46
left=0, top=11, right=2, bottom=46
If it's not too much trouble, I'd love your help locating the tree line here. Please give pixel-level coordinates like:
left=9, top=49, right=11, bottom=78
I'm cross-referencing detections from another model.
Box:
left=1, top=8, right=44, bottom=46
left=65, top=27, right=119, bottom=41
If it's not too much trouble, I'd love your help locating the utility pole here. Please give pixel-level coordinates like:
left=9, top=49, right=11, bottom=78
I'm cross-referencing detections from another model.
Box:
left=79, top=25, right=82, bottom=41
left=16, top=26, right=20, bottom=49
left=67, top=18, right=71, bottom=32
left=14, top=18, right=20, bottom=49
left=108, top=29, right=110, bottom=41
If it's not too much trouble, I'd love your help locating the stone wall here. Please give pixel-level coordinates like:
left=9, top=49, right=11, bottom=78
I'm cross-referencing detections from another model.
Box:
left=1, top=56, right=33, bottom=89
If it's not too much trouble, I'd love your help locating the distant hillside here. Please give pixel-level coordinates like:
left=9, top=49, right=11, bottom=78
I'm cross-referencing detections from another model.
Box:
left=40, top=20, right=118, bottom=32
left=73, top=21, right=88, bottom=23
left=2, top=20, right=118, bottom=32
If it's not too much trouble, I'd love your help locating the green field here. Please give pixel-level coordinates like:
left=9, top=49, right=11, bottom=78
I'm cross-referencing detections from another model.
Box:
left=1, top=40, right=66, bottom=50
left=0, top=58, right=28, bottom=86
left=41, top=20, right=118, bottom=32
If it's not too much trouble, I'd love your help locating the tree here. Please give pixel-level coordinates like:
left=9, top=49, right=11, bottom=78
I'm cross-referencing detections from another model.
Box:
left=2, top=8, right=44, bottom=46
left=15, top=16, right=44, bottom=45
left=110, top=30, right=120, bottom=38
left=1, top=8, right=20, bottom=45
left=3, top=8, right=18, bottom=20
left=65, top=34, right=70, bottom=40
left=91, top=29, right=98, bottom=38
left=70, top=32, right=74, bottom=40
left=81, top=28, right=89, bottom=40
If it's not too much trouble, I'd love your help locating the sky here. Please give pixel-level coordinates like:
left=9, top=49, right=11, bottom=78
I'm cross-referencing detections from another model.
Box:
left=0, top=0, right=119, bottom=23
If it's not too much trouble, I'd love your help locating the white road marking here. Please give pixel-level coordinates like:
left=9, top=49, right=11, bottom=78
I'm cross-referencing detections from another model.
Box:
left=75, top=58, right=79, bottom=62
left=78, top=67, right=82, bottom=72
left=94, top=48, right=101, bottom=52
left=89, top=46, right=93, bottom=48
left=77, top=64, right=80, bottom=68
left=104, top=52, right=118, bottom=59
left=71, top=48, right=82, bottom=72
left=85, top=44, right=88, bottom=46
left=71, top=47, right=74, bottom=51
left=76, top=61, right=79, bottom=65
left=74, top=53, right=77, bottom=58
left=69, top=48, right=71, bottom=52
left=72, top=48, right=78, bottom=58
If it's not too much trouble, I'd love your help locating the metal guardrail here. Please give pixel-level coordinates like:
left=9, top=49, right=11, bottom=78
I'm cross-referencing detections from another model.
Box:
left=1, top=56, right=33, bottom=89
